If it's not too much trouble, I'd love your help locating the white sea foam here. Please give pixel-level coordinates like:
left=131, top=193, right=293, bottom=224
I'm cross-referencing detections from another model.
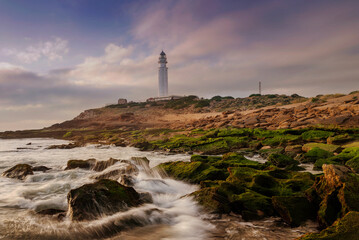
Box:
left=0, top=138, right=211, bottom=240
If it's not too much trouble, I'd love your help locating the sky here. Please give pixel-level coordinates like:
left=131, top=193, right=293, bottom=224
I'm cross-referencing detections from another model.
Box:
left=0, top=0, right=359, bottom=131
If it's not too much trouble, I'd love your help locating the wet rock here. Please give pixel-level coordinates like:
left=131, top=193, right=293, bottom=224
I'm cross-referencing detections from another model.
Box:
left=119, top=174, right=135, bottom=186
left=92, top=158, right=119, bottom=171
left=190, top=187, right=231, bottom=213
left=298, top=211, right=359, bottom=240
left=46, top=142, right=83, bottom=149
left=2, top=164, right=33, bottom=180
left=306, top=164, right=359, bottom=228
left=272, top=196, right=316, bottom=227
left=299, top=147, right=334, bottom=164
left=94, top=163, right=139, bottom=180
left=327, top=134, right=354, bottom=145
left=158, top=161, right=228, bottom=184
left=31, top=166, right=51, bottom=172
left=268, top=153, right=299, bottom=168
left=131, top=157, right=150, bottom=169
left=67, top=179, right=141, bottom=221
left=65, top=159, right=96, bottom=170
left=139, top=192, right=153, bottom=204
left=285, top=145, right=303, bottom=154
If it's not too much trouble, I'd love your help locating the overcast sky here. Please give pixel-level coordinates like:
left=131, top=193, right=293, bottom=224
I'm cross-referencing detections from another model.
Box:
left=0, top=0, right=358, bottom=131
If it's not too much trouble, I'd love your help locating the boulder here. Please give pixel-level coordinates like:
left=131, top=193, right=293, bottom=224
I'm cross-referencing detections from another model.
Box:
left=190, top=187, right=231, bottom=213
left=272, top=196, right=316, bottom=227
left=306, top=164, right=359, bottom=228
left=94, top=163, right=139, bottom=180
left=92, top=158, right=119, bottom=171
left=65, top=159, right=96, bottom=170
left=298, top=211, right=359, bottom=240
left=2, top=164, right=33, bottom=180
left=67, top=179, right=141, bottom=221
left=302, top=143, right=340, bottom=153
left=285, top=145, right=303, bottom=154
left=300, top=147, right=334, bottom=163
left=268, top=153, right=299, bottom=168
left=31, top=166, right=51, bottom=172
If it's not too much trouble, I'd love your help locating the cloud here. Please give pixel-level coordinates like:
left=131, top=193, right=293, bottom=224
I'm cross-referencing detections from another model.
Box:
left=2, top=37, right=69, bottom=63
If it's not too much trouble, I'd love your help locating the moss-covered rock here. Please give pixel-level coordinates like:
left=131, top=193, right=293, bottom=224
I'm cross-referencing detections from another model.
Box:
left=301, top=130, right=335, bottom=142
left=306, top=164, right=359, bottom=228
left=268, top=153, right=299, bottom=168
left=327, top=134, right=354, bottom=145
left=159, top=161, right=228, bottom=184
left=313, top=159, right=339, bottom=170
left=231, top=191, right=274, bottom=220
left=190, top=187, right=231, bottom=213
left=298, top=211, right=359, bottom=240
left=346, top=156, right=359, bottom=173
left=2, top=164, right=33, bottom=180
left=67, top=179, right=141, bottom=221
left=272, top=196, right=316, bottom=227
left=302, top=143, right=340, bottom=153
left=300, top=147, right=334, bottom=164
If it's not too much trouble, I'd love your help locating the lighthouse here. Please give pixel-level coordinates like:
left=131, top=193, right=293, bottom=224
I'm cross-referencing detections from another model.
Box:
left=158, top=51, right=168, bottom=97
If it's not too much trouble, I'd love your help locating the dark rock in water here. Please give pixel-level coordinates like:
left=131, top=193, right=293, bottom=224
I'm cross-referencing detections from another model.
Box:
left=92, top=158, right=120, bottom=172
left=37, top=208, right=66, bottom=215
left=26, top=142, right=32, bottom=145
left=67, top=179, right=141, bottom=221
left=306, top=164, right=359, bottom=228
left=65, top=159, right=96, bottom=170
left=94, top=163, right=139, bottom=180
left=119, top=174, right=135, bottom=186
left=272, top=196, right=316, bottom=227
left=2, top=164, right=33, bottom=180
left=298, top=211, right=359, bottom=240
left=139, top=192, right=153, bottom=204
left=131, top=157, right=150, bottom=169
left=32, top=166, right=51, bottom=172
left=46, top=142, right=83, bottom=150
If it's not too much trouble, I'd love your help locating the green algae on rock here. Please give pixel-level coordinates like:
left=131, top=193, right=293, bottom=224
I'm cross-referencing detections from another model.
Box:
left=67, top=179, right=141, bottom=221
left=297, top=211, right=359, bottom=240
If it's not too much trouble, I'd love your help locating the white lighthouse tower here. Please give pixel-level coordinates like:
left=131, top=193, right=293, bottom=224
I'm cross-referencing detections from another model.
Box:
left=158, top=51, right=168, bottom=97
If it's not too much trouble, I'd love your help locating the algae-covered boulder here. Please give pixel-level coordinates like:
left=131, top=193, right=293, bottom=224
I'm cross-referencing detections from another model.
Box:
left=300, top=147, right=334, bottom=164
left=272, top=196, right=316, bottom=227
left=231, top=191, right=274, bottom=220
left=159, top=161, right=228, bottom=184
left=306, top=164, right=359, bottom=228
left=31, top=166, right=51, bottom=172
left=268, top=153, right=299, bottom=168
left=249, top=174, right=279, bottom=196
left=190, top=187, right=231, bottom=213
left=327, top=134, right=354, bottom=145
left=302, top=143, right=340, bottom=153
left=67, top=179, right=141, bottom=221
left=346, top=156, right=359, bottom=173
left=285, top=145, right=303, bottom=154
left=2, top=164, right=33, bottom=180
left=301, top=130, right=334, bottom=142
left=298, top=211, right=359, bottom=240
left=65, top=159, right=96, bottom=170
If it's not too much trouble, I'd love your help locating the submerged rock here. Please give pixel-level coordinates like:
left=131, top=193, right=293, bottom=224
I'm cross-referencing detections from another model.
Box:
left=67, top=179, right=141, bottom=221
left=2, top=164, right=33, bottom=180
left=65, top=159, right=96, bottom=170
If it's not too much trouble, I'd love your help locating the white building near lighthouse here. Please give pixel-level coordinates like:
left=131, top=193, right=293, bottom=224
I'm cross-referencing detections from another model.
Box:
left=158, top=51, right=168, bottom=97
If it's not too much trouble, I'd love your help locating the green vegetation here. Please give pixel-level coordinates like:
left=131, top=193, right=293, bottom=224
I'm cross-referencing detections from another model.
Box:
left=63, top=131, right=73, bottom=138
left=301, top=130, right=335, bottom=141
